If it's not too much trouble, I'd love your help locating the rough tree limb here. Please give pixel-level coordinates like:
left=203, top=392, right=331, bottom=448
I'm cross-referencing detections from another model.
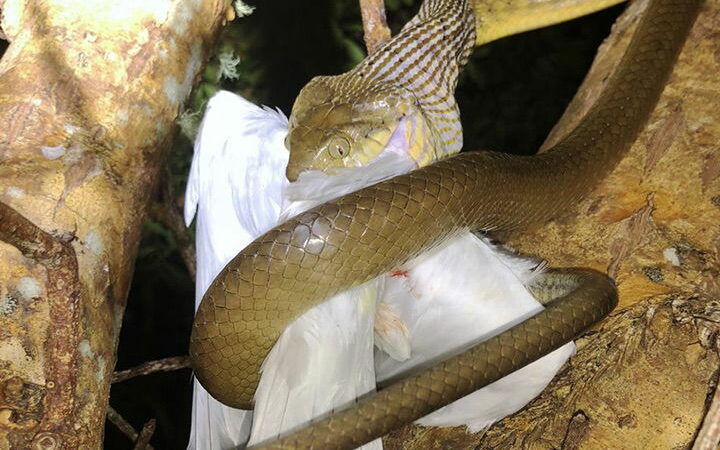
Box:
left=111, top=356, right=190, bottom=384
left=132, top=418, right=156, bottom=450
left=0, top=0, right=231, bottom=448
left=359, top=0, right=391, bottom=55
left=385, top=0, right=720, bottom=448
left=148, top=168, right=197, bottom=279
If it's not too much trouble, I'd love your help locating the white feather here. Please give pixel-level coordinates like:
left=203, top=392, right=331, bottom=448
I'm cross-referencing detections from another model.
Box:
left=249, top=281, right=380, bottom=449
left=373, top=300, right=412, bottom=362
left=373, top=234, right=574, bottom=431
left=280, top=150, right=417, bottom=221
left=186, top=90, right=381, bottom=450
left=250, top=154, right=390, bottom=450
left=185, top=91, right=288, bottom=450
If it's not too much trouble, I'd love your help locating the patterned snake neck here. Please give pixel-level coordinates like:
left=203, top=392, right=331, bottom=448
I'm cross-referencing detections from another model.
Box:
left=285, top=0, right=475, bottom=178
left=346, top=0, right=476, bottom=155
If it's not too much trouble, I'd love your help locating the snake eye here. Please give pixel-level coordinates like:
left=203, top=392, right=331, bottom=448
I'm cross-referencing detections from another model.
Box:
left=327, top=136, right=350, bottom=159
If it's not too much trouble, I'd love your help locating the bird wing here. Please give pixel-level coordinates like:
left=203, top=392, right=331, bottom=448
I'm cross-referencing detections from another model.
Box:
left=248, top=281, right=381, bottom=449
left=186, top=91, right=382, bottom=450
left=185, top=90, right=288, bottom=450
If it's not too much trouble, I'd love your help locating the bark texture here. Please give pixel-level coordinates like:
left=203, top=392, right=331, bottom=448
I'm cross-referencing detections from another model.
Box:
left=359, top=0, right=392, bottom=55
left=386, top=0, right=720, bottom=448
left=0, top=0, right=229, bottom=448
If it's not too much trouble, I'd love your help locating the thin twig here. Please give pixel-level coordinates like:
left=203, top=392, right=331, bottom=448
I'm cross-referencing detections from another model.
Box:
left=149, top=166, right=197, bottom=279
left=133, top=418, right=157, bottom=450
left=359, top=0, right=391, bottom=54
left=692, top=355, right=720, bottom=450
left=106, top=406, right=155, bottom=450
left=112, top=355, right=191, bottom=383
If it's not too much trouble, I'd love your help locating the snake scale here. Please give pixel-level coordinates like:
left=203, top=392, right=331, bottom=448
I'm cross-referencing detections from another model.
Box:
left=189, top=0, right=702, bottom=448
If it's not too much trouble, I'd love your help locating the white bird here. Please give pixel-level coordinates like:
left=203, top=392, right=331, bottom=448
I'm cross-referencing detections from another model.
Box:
left=185, top=90, right=383, bottom=450
left=184, top=91, right=289, bottom=449
left=185, top=90, right=574, bottom=449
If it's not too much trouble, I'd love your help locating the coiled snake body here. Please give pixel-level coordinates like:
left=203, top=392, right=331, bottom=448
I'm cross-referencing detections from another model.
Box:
left=190, top=0, right=702, bottom=448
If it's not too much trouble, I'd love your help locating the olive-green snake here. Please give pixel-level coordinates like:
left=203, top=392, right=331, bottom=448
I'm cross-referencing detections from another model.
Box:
left=189, top=0, right=702, bottom=448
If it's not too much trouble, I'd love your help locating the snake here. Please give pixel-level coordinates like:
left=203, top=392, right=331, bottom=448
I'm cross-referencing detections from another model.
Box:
left=189, top=0, right=702, bottom=448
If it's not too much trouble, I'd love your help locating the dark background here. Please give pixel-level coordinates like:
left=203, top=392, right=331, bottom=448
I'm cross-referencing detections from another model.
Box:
left=93, top=1, right=625, bottom=448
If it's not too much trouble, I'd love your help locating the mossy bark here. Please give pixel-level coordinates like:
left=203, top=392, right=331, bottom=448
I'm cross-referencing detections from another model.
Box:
left=386, top=0, right=720, bottom=448
left=0, top=0, right=230, bottom=448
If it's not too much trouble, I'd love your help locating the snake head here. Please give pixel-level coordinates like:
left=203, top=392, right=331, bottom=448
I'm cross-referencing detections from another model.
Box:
left=285, top=75, right=422, bottom=181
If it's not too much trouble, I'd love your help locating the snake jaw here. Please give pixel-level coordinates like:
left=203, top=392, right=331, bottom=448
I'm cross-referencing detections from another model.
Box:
left=285, top=111, right=434, bottom=182
left=286, top=76, right=425, bottom=181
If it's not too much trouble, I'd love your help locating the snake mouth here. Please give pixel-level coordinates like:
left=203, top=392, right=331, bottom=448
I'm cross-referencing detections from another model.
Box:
left=284, top=125, right=329, bottom=182
left=280, top=148, right=418, bottom=222
left=381, top=113, right=436, bottom=168
left=286, top=111, right=434, bottom=183
left=279, top=114, right=434, bottom=221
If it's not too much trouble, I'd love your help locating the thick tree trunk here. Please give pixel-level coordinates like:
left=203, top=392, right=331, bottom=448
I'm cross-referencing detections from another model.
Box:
left=386, top=0, right=720, bottom=448
left=0, top=0, right=228, bottom=448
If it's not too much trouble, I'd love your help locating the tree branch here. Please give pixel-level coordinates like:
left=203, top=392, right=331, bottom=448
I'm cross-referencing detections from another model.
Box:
left=359, top=0, right=391, bottom=55
left=0, top=0, right=227, bottom=446
left=112, top=356, right=191, bottom=384
left=0, top=201, right=80, bottom=445
left=106, top=406, right=155, bottom=450
left=133, top=418, right=157, bottom=450
left=149, top=167, right=197, bottom=279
